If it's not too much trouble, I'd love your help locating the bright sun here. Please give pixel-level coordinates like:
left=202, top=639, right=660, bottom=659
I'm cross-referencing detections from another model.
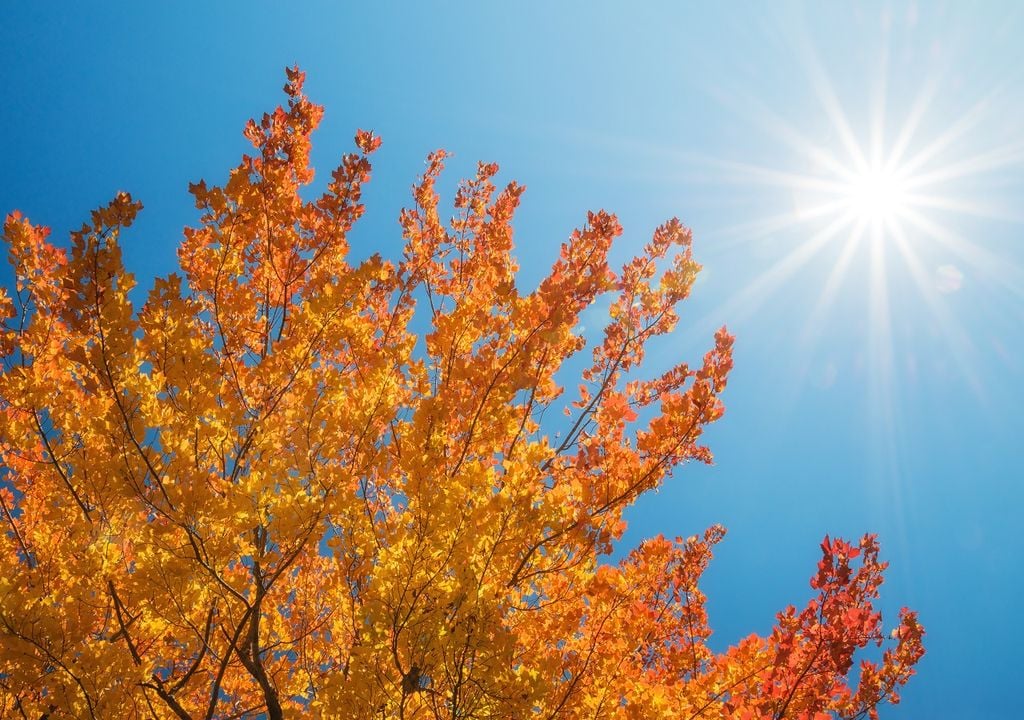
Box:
left=681, top=40, right=1017, bottom=411
left=842, top=165, right=910, bottom=226
left=666, top=14, right=1023, bottom=453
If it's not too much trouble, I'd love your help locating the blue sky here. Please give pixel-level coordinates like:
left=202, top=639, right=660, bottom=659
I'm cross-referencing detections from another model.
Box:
left=2, top=2, right=1022, bottom=717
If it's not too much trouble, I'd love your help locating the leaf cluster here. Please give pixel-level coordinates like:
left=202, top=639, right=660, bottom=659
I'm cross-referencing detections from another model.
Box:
left=0, top=69, right=921, bottom=720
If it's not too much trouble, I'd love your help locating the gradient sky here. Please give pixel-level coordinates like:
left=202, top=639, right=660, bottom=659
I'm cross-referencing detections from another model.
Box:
left=2, top=3, right=1022, bottom=718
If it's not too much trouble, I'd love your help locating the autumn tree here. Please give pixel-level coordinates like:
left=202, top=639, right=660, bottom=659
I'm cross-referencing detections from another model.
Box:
left=0, top=68, right=922, bottom=720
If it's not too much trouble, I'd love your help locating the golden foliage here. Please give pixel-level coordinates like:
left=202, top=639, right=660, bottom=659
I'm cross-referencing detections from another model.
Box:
left=0, top=68, right=921, bottom=719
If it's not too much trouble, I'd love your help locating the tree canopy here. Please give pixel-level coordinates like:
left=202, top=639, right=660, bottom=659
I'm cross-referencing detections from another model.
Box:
left=0, top=68, right=922, bottom=719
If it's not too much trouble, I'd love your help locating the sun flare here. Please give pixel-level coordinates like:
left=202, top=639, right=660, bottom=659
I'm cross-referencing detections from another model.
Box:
left=676, top=28, right=1024, bottom=413
left=842, top=164, right=910, bottom=226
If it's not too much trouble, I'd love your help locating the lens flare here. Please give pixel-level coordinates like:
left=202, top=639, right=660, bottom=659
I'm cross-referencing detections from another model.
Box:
left=657, top=21, right=1023, bottom=414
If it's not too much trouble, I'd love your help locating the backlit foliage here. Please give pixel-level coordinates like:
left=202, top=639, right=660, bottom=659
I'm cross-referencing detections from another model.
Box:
left=0, top=68, right=922, bottom=719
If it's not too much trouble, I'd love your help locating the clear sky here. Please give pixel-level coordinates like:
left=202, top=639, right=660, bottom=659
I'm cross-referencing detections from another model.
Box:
left=2, top=2, right=1022, bottom=717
